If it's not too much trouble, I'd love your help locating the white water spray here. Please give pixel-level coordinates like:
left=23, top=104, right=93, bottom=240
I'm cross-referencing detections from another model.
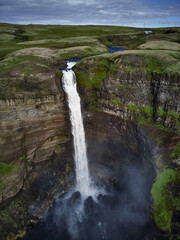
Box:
left=62, top=61, right=96, bottom=198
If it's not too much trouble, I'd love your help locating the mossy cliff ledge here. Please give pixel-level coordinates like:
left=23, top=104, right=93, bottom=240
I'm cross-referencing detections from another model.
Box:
left=0, top=63, right=70, bottom=202
left=75, top=51, right=180, bottom=132
left=74, top=50, right=180, bottom=237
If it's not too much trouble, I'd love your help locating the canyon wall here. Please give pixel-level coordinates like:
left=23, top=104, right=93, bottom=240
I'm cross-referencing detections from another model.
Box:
left=75, top=52, right=180, bottom=133
left=75, top=52, right=180, bottom=237
left=0, top=65, right=70, bottom=201
left=0, top=49, right=179, bottom=238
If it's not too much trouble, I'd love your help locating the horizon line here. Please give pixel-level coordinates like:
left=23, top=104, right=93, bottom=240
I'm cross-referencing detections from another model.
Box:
left=0, top=22, right=180, bottom=29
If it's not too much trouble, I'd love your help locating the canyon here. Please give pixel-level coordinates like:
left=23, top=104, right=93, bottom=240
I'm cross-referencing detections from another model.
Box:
left=0, top=24, right=180, bottom=239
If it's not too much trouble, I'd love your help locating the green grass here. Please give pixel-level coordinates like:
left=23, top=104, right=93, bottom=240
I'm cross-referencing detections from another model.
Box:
left=76, top=50, right=179, bottom=132
left=156, top=109, right=180, bottom=133
left=19, top=25, right=142, bottom=41
left=170, top=144, right=180, bottom=158
left=77, top=49, right=180, bottom=80
left=143, top=52, right=180, bottom=75
left=144, top=56, right=165, bottom=74
left=139, top=40, right=180, bottom=51
left=99, top=32, right=146, bottom=49
left=76, top=58, right=118, bottom=89
left=0, top=47, right=20, bottom=61
left=156, top=155, right=165, bottom=170
left=89, top=105, right=101, bottom=111
left=0, top=56, right=33, bottom=71
left=18, top=155, right=26, bottom=161
left=119, top=84, right=135, bottom=88
left=157, top=109, right=180, bottom=120
left=128, top=104, right=153, bottom=117
left=0, top=183, right=5, bottom=194
left=0, top=36, right=105, bottom=61
left=0, top=24, right=180, bottom=76
left=0, top=55, right=51, bottom=72
left=156, top=133, right=168, bottom=144
left=0, top=54, right=56, bottom=99
left=128, top=36, right=146, bottom=49
left=56, top=45, right=107, bottom=61
left=151, top=168, right=180, bottom=231
left=76, top=51, right=179, bottom=132
left=4, top=24, right=175, bottom=68
left=0, top=194, right=29, bottom=238
left=0, top=41, right=107, bottom=71
left=170, top=53, right=180, bottom=62
left=128, top=104, right=154, bottom=124
left=110, top=94, right=124, bottom=106
left=110, top=96, right=124, bottom=106
left=127, top=104, right=179, bottom=132
left=0, top=162, right=15, bottom=176
left=0, top=23, right=145, bottom=63
left=106, top=50, right=180, bottom=76
left=0, top=157, right=24, bottom=197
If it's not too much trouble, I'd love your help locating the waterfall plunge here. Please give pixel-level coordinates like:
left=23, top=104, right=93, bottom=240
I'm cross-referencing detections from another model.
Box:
left=62, top=61, right=96, bottom=198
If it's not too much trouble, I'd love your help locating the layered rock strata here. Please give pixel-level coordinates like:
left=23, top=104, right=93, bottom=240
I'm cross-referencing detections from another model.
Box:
left=0, top=67, right=70, bottom=201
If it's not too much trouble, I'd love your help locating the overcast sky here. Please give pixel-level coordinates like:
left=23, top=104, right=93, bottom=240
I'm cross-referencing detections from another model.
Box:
left=0, top=0, right=180, bottom=27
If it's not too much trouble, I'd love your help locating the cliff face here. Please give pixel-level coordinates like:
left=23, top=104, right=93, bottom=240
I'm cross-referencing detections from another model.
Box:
left=97, top=71, right=179, bottom=131
left=75, top=51, right=180, bottom=237
left=0, top=64, right=70, bottom=202
left=75, top=52, right=180, bottom=132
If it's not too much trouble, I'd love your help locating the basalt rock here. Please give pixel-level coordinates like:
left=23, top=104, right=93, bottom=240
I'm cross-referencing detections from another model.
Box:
left=75, top=54, right=180, bottom=131
left=75, top=53, right=180, bottom=237
left=0, top=66, right=70, bottom=202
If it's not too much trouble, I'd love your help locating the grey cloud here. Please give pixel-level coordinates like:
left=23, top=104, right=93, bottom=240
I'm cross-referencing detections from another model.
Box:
left=0, top=0, right=179, bottom=27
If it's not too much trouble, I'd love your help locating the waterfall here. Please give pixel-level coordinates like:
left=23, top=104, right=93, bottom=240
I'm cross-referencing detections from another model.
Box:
left=62, top=61, right=95, bottom=198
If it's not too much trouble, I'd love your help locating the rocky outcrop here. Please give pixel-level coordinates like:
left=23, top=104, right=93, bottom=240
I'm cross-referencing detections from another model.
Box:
left=75, top=52, right=180, bottom=132
left=0, top=64, right=70, bottom=202
left=75, top=52, right=180, bottom=237
left=98, top=70, right=180, bottom=130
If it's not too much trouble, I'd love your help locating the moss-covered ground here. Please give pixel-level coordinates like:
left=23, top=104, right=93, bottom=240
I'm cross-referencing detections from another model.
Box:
left=76, top=49, right=180, bottom=94
left=127, top=104, right=180, bottom=133
left=0, top=162, right=15, bottom=176
left=151, top=168, right=180, bottom=234
left=1, top=24, right=180, bottom=92
left=75, top=46, right=180, bottom=134
left=0, top=194, right=30, bottom=239
left=76, top=58, right=118, bottom=89
left=0, top=23, right=146, bottom=63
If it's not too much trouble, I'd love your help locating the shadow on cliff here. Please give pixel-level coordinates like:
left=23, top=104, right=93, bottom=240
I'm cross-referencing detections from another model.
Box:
left=23, top=111, right=159, bottom=240
left=23, top=164, right=155, bottom=240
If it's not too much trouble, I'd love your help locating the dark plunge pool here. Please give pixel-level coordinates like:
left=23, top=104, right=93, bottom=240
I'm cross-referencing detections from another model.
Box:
left=23, top=112, right=157, bottom=240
